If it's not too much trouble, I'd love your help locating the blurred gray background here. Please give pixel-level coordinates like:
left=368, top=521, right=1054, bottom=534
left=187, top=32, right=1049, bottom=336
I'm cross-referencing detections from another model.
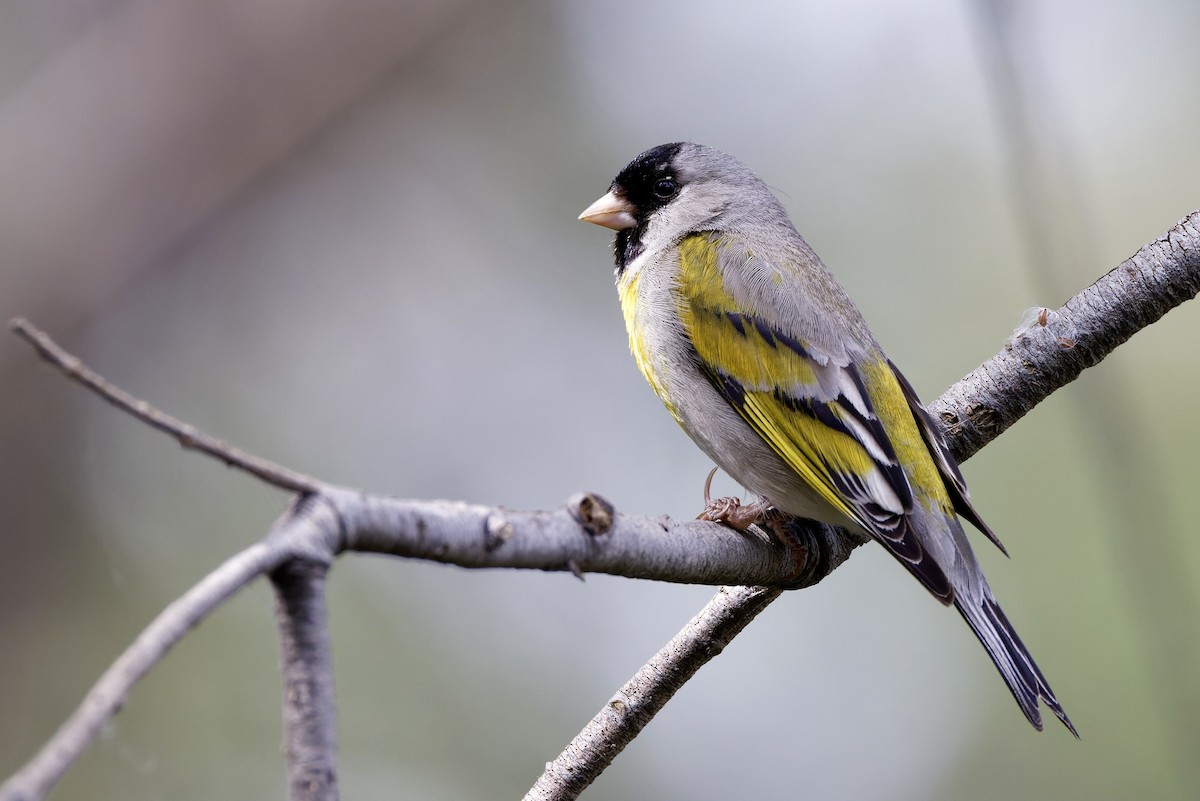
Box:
left=2, top=0, right=1198, bottom=798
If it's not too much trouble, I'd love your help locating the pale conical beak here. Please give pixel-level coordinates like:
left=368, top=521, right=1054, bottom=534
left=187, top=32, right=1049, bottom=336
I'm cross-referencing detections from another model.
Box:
left=578, top=190, right=637, bottom=231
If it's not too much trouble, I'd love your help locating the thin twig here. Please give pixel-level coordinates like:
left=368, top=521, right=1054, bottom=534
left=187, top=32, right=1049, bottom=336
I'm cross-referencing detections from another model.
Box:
left=523, top=586, right=783, bottom=801
left=0, top=541, right=289, bottom=801
left=0, top=495, right=342, bottom=801
left=8, top=317, right=321, bottom=494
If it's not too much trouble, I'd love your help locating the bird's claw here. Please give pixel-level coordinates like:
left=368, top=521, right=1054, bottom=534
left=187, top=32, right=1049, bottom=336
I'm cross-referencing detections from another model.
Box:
left=700, top=467, right=807, bottom=581
left=698, top=497, right=762, bottom=531
left=699, top=467, right=766, bottom=531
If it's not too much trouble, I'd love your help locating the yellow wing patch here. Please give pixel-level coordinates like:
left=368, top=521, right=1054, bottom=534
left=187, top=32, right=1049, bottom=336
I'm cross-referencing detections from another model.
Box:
left=858, top=358, right=953, bottom=516
left=738, top=393, right=872, bottom=521
left=676, top=235, right=818, bottom=387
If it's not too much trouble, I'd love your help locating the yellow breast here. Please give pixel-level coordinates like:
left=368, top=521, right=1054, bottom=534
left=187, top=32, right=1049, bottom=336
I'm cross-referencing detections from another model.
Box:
left=618, top=272, right=660, bottom=395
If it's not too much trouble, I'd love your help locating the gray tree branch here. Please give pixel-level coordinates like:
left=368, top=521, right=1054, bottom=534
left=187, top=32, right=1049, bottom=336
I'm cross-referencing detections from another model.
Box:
left=331, top=489, right=862, bottom=588
left=1, top=208, right=1198, bottom=801
left=930, top=210, right=1200, bottom=459
left=272, top=553, right=339, bottom=801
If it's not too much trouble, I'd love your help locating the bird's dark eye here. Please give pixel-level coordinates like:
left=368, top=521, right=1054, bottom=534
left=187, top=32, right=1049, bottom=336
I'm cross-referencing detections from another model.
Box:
left=652, top=178, right=679, bottom=200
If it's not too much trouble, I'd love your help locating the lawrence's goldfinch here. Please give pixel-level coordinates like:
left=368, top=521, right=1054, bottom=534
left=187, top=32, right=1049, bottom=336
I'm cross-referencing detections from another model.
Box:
left=580, top=142, right=1074, bottom=734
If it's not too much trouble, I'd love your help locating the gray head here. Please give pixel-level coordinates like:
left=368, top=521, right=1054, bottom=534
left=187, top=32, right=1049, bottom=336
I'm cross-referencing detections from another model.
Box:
left=580, top=142, right=791, bottom=275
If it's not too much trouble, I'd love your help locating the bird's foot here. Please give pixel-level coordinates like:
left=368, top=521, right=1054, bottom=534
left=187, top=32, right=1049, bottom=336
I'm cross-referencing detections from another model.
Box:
left=698, top=496, right=766, bottom=530
left=698, top=468, right=809, bottom=584
left=697, top=467, right=769, bottom=531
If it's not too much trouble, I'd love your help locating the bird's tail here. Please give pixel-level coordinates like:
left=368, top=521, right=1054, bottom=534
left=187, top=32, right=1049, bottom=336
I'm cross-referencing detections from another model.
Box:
left=954, top=589, right=1078, bottom=736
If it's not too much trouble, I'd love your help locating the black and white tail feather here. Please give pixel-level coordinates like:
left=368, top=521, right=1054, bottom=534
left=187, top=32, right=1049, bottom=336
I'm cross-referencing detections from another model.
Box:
left=866, top=499, right=1077, bottom=735
left=956, top=585, right=1078, bottom=735
left=872, top=363, right=1077, bottom=735
left=890, top=360, right=1077, bottom=735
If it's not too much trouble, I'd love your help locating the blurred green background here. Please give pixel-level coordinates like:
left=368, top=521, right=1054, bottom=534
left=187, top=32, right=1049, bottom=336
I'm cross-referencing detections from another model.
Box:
left=2, top=0, right=1198, bottom=798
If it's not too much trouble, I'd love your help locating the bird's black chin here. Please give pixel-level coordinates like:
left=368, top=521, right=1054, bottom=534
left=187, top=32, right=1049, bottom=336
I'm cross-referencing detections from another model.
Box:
left=614, top=225, right=646, bottom=277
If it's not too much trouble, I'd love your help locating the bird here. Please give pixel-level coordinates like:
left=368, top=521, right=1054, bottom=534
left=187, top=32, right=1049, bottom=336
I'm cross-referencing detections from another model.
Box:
left=578, top=142, right=1075, bottom=735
